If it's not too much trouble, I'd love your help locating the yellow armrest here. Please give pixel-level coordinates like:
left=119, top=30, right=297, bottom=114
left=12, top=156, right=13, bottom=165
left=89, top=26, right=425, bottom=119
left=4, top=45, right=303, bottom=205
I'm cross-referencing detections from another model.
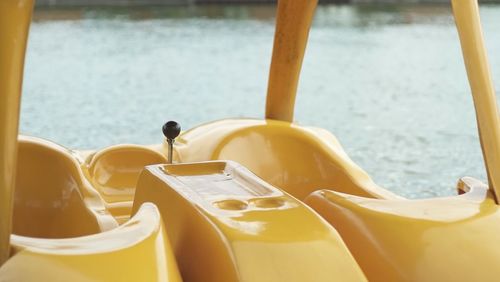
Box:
left=1, top=203, right=181, bottom=282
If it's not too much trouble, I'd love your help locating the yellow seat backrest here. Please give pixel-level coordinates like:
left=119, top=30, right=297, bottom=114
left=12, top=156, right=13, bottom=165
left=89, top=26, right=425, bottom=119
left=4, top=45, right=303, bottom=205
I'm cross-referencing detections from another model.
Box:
left=87, top=145, right=167, bottom=203
left=14, top=136, right=116, bottom=238
left=177, top=119, right=398, bottom=200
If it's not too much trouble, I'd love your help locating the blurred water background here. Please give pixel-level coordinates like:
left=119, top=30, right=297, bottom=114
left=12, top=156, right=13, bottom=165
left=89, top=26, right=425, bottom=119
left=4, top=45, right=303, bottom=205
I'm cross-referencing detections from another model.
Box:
left=21, top=4, right=500, bottom=198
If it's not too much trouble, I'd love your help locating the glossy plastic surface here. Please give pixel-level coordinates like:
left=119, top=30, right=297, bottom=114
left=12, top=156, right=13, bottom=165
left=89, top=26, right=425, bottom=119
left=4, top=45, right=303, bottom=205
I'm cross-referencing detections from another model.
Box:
left=84, top=144, right=167, bottom=223
left=2, top=0, right=499, bottom=279
left=0, top=0, right=34, bottom=264
left=13, top=136, right=118, bottom=238
left=305, top=177, right=500, bottom=281
left=1, top=203, right=182, bottom=281
left=452, top=0, right=500, bottom=202
left=132, top=160, right=367, bottom=282
left=176, top=119, right=399, bottom=201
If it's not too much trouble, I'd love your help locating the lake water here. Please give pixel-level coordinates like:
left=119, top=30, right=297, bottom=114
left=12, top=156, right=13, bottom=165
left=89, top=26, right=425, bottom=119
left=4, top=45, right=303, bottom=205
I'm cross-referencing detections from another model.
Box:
left=21, top=4, right=500, bottom=198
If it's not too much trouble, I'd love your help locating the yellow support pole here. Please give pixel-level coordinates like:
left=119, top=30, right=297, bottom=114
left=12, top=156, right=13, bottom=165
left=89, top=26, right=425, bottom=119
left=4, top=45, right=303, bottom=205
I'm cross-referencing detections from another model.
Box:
left=265, top=0, right=317, bottom=122
left=0, top=0, right=34, bottom=265
left=452, top=0, right=500, bottom=203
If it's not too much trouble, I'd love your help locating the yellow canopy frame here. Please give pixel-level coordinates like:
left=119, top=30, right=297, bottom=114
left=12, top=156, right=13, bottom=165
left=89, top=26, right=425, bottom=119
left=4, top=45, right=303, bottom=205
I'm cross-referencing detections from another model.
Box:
left=452, top=0, right=500, bottom=203
left=265, top=0, right=317, bottom=122
left=0, top=0, right=34, bottom=265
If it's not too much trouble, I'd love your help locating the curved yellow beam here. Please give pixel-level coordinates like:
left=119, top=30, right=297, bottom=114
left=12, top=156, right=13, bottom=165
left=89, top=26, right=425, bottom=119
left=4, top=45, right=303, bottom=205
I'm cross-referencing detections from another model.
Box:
left=0, top=0, right=34, bottom=265
left=265, top=0, right=317, bottom=122
left=452, top=0, right=500, bottom=203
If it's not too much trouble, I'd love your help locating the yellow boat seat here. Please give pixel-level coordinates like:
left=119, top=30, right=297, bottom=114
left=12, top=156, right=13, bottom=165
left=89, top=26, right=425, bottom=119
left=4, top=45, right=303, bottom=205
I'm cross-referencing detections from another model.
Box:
left=176, top=119, right=398, bottom=201
left=132, top=160, right=367, bottom=282
left=304, top=177, right=500, bottom=282
left=1, top=203, right=182, bottom=282
left=13, top=136, right=117, bottom=238
left=85, top=144, right=167, bottom=223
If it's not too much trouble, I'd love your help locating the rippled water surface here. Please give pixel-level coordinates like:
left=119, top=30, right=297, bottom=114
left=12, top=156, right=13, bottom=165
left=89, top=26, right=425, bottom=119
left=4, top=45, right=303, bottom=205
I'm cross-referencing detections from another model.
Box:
left=22, top=4, right=500, bottom=198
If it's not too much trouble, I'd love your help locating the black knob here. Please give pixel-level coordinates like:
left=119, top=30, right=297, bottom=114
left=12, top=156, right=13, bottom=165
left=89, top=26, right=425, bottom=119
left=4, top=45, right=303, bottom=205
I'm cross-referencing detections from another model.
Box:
left=162, top=121, right=181, bottom=141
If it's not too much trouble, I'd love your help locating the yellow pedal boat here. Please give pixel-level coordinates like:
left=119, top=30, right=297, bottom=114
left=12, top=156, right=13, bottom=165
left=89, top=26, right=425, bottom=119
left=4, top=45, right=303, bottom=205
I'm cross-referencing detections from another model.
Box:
left=2, top=0, right=500, bottom=281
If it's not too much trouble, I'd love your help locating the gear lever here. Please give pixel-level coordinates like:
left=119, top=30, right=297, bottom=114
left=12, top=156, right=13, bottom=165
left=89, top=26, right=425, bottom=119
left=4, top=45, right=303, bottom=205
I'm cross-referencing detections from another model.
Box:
left=162, top=121, right=181, bottom=164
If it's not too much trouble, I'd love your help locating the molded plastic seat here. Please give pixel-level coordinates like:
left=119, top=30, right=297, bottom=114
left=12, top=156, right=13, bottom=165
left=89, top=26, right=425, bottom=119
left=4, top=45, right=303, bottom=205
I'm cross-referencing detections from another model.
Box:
left=88, top=145, right=167, bottom=203
left=133, top=160, right=367, bottom=282
left=2, top=203, right=182, bottom=281
left=305, top=177, right=500, bottom=282
left=86, top=145, right=167, bottom=222
left=177, top=119, right=398, bottom=200
left=14, top=136, right=117, bottom=238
